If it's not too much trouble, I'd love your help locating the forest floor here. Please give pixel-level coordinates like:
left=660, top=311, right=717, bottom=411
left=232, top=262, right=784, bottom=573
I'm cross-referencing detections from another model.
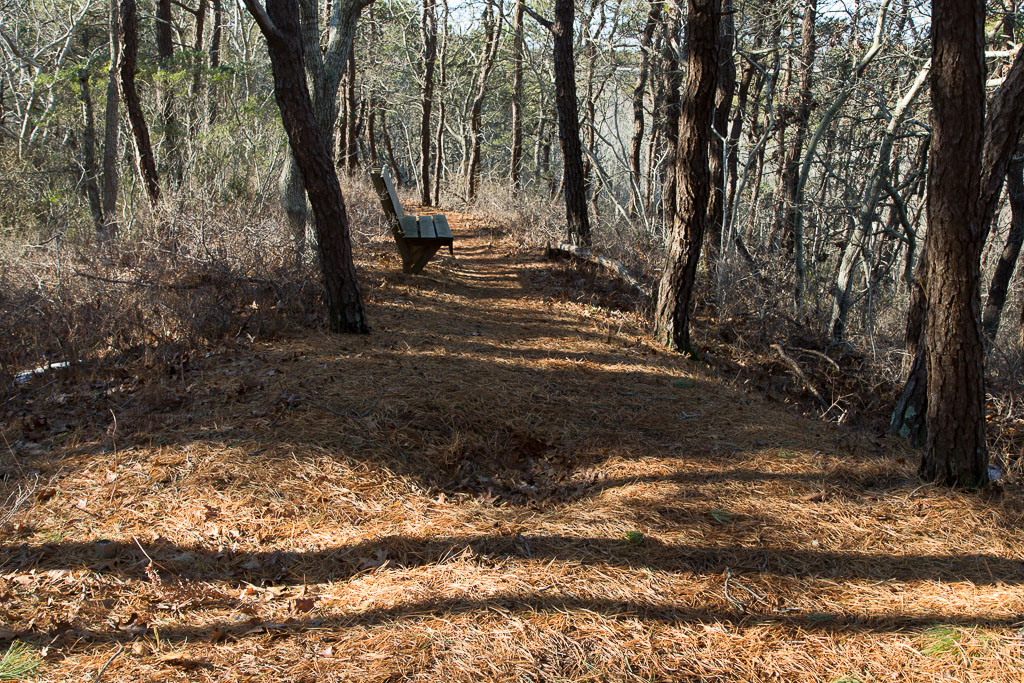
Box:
left=2, top=212, right=1024, bottom=682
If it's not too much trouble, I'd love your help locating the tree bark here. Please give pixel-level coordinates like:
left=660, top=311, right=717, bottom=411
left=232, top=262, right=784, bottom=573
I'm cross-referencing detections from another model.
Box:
left=244, top=0, right=368, bottom=334
left=658, top=6, right=682, bottom=233
left=278, top=0, right=375, bottom=252
left=77, top=69, right=104, bottom=232
left=118, top=0, right=161, bottom=208
left=705, top=0, right=735, bottom=273
left=510, top=0, right=525, bottom=193
left=155, top=0, right=183, bottom=185
left=465, top=0, right=501, bottom=201
left=919, top=0, right=988, bottom=487
left=981, top=148, right=1024, bottom=339
left=101, top=0, right=120, bottom=234
left=653, top=0, right=720, bottom=352
left=774, top=0, right=816, bottom=307
left=419, top=0, right=436, bottom=204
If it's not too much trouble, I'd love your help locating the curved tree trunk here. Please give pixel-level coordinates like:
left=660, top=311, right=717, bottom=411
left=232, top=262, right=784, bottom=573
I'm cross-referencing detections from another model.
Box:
left=118, top=0, right=160, bottom=208
left=653, top=0, right=720, bottom=352
left=245, top=0, right=368, bottom=334
left=982, top=149, right=1024, bottom=339
left=278, top=0, right=375, bottom=253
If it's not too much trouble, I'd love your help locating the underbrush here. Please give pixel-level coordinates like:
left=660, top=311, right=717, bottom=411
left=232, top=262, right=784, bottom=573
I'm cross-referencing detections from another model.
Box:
left=0, top=180, right=391, bottom=395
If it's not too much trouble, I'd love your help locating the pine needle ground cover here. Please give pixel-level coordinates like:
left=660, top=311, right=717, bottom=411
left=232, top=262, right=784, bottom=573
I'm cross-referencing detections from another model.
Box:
left=2, top=215, right=1023, bottom=682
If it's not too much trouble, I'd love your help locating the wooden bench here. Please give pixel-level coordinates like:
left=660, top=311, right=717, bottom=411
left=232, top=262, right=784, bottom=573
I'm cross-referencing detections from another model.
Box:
left=370, top=166, right=454, bottom=274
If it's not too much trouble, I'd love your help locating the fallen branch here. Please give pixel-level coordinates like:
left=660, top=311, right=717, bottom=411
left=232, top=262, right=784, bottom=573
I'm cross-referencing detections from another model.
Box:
left=546, top=243, right=651, bottom=300
left=771, top=343, right=829, bottom=409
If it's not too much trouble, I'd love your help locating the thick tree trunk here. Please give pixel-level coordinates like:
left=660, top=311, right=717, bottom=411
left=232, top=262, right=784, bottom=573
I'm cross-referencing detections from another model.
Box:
left=245, top=0, right=368, bottom=334
left=628, top=0, right=661, bottom=217
left=982, top=149, right=1024, bottom=339
left=510, top=0, right=525, bottom=193
left=101, top=0, right=120, bottom=234
left=419, top=0, right=436, bottom=204
left=77, top=69, right=104, bottom=232
left=545, top=0, right=590, bottom=245
left=653, top=0, right=719, bottom=352
left=919, top=0, right=987, bottom=487
left=279, top=0, right=373, bottom=252
left=118, top=0, right=160, bottom=208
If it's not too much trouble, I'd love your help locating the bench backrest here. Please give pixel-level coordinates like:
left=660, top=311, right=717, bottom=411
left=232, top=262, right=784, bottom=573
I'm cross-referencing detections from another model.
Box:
left=371, top=166, right=405, bottom=220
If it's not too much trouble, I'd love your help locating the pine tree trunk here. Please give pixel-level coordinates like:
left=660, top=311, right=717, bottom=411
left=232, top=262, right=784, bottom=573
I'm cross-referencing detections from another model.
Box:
left=551, top=0, right=589, bottom=245
left=77, top=70, right=104, bottom=232
left=101, top=0, right=120, bottom=234
left=919, top=0, right=987, bottom=487
left=118, top=0, right=161, bottom=208
left=981, top=149, right=1024, bottom=339
left=510, top=0, right=525, bottom=193
left=653, top=0, right=720, bottom=352
left=419, top=0, right=436, bottom=204
left=246, top=0, right=368, bottom=334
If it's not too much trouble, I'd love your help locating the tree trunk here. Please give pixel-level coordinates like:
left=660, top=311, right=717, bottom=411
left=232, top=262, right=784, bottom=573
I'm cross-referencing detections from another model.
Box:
left=982, top=148, right=1024, bottom=339
left=774, top=0, right=816, bottom=307
left=627, top=0, right=661, bottom=217
left=244, top=0, right=368, bottom=334
left=77, top=69, right=104, bottom=232
left=510, top=0, right=525, bottom=193
left=344, top=45, right=359, bottom=173
left=705, top=0, right=735, bottom=273
left=919, top=0, right=987, bottom=487
left=278, top=0, right=374, bottom=252
left=155, top=0, right=183, bottom=185
left=431, top=0, right=449, bottom=205
left=653, top=0, right=719, bottom=352
left=419, top=0, right=436, bottom=204
left=532, top=0, right=591, bottom=245
left=466, top=0, right=501, bottom=201
left=119, top=0, right=161, bottom=208
left=658, top=6, right=682, bottom=233
left=101, top=0, right=120, bottom=234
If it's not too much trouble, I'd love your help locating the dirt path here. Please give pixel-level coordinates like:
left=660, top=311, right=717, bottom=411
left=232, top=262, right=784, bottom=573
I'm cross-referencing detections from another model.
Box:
left=3, top=215, right=1024, bottom=682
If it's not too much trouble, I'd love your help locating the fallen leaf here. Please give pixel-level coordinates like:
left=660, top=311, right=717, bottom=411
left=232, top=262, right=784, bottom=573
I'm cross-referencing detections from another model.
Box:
left=292, top=597, right=316, bottom=613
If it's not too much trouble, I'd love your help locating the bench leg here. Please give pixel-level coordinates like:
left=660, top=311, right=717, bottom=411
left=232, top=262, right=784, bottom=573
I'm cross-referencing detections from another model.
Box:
left=407, top=244, right=442, bottom=274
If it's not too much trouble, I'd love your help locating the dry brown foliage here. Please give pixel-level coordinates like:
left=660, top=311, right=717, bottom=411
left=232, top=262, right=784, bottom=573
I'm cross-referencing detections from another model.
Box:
left=2, top=205, right=1023, bottom=682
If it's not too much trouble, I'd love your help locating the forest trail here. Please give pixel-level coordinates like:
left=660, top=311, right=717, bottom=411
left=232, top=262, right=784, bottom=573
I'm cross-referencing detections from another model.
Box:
left=3, top=213, right=1024, bottom=681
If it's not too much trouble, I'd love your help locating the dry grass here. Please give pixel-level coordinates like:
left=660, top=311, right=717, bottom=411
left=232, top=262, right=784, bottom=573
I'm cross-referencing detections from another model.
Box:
left=2, top=211, right=1024, bottom=682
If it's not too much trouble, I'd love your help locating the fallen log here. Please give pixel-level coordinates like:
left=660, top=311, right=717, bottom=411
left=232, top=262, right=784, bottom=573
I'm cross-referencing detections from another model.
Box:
left=546, top=242, right=651, bottom=300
